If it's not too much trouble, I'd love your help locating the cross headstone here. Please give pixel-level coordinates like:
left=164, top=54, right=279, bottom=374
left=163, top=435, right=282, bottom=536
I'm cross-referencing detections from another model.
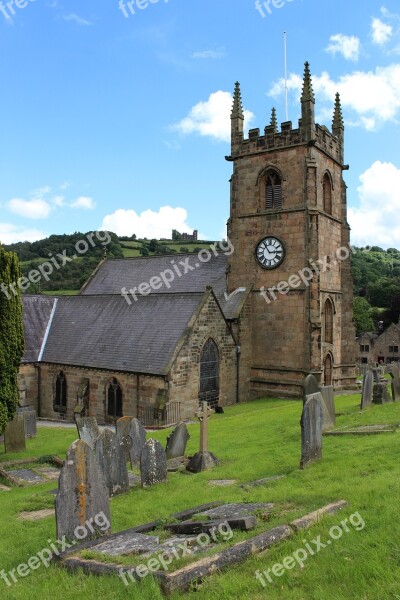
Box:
left=116, top=416, right=133, bottom=462
left=55, top=439, right=111, bottom=542
left=94, top=429, right=129, bottom=496
left=75, top=416, right=101, bottom=450
left=186, top=402, right=219, bottom=473
left=300, top=395, right=323, bottom=469
left=129, top=418, right=147, bottom=468
left=4, top=414, right=26, bottom=453
left=166, top=422, right=190, bottom=459
left=360, top=369, right=374, bottom=409
left=140, top=439, right=167, bottom=487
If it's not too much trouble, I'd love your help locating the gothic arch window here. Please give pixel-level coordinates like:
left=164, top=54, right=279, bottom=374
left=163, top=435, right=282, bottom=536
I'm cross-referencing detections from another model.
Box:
left=324, top=298, right=334, bottom=344
left=54, top=371, right=67, bottom=413
left=106, top=378, right=123, bottom=420
left=324, top=353, right=333, bottom=386
left=199, top=338, right=220, bottom=408
left=323, top=172, right=332, bottom=215
left=265, top=170, right=282, bottom=210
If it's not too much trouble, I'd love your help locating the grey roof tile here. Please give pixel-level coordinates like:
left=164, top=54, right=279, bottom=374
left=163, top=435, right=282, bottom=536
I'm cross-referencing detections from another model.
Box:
left=22, top=295, right=56, bottom=363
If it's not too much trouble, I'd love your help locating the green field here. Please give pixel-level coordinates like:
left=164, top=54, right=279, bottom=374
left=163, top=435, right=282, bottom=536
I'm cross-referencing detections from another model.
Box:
left=1, top=394, right=400, bottom=599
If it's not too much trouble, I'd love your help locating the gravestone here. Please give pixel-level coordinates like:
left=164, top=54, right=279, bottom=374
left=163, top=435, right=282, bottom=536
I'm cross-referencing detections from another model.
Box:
left=307, top=392, right=333, bottom=432
left=186, top=402, right=219, bottom=473
left=140, top=439, right=167, bottom=487
left=94, top=429, right=129, bottom=496
left=319, top=386, right=336, bottom=427
left=129, top=418, right=147, bottom=468
left=55, top=439, right=111, bottom=541
left=388, top=364, right=400, bottom=401
left=372, top=383, right=392, bottom=405
left=116, top=416, right=133, bottom=462
left=360, top=370, right=374, bottom=409
left=303, top=373, right=319, bottom=403
left=4, top=414, right=26, bottom=453
left=300, top=395, right=323, bottom=469
left=17, top=406, right=37, bottom=438
left=75, top=416, right=101, bottom=450
left=166, top=422, right=190, bottom=459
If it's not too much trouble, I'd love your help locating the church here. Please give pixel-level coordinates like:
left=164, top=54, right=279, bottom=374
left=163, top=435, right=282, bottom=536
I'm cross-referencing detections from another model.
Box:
left=19, top=63, right=357, bottom=425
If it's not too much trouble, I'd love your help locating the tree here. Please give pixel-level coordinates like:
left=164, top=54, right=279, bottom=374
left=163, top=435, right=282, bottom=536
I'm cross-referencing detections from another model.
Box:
left=0, top=245, right=25, bottom=433
left=353, top=297, right=375, bottom=335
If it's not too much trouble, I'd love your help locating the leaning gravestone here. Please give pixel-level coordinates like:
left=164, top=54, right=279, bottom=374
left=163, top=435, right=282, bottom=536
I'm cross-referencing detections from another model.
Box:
left=166, top=422, right=190, bottom=459
left=94, top=429, right=129, bottom=496
left=55, top=439, right=111, bottom=541
left=388, top=364, right=400, bottom=402
left=360, top=369, right=374, bottom=409
left=319, top=386, right=336, bottom=426
left=75, top=416, right=101, bottom=450
left=4, top=414, right=26, bottom=453
left=300, top=395, right=323, bottom=469
left=116, top=416, right=133, bottom=462
left=372, top=383, right=392, bottom=405
left=129, top=418, right=147, bottom=468
left=303, top=373, right=319, bottom=404
left=140, top=439, right=167, bottom=487
left=307, top=392, right=333, bottom=432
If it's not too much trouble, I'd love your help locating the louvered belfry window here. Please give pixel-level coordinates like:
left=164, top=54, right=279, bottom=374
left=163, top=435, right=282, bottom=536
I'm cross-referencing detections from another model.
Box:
left=323, top=173, right=332, bottom=215
left=265, top=171, right=282, bottom=210
left=325, top=299, right=334, bottom=344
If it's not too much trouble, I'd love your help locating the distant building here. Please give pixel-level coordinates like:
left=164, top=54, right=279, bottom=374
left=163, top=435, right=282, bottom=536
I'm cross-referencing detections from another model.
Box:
left=172, top=229, right=198, bottom=242
left=358, top=323, right=400, bottom=364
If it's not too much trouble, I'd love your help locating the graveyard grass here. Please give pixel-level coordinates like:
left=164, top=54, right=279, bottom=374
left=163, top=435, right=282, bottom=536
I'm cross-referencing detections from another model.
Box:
left=1, top=395, right=400, bottom=599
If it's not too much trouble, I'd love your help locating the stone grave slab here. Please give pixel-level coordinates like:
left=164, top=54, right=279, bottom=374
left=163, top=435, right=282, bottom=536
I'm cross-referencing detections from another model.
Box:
left=7, top=469, right=46, bottom=485
left=165, top=423, right=190, bottom=459
left=4, top=414, right=26, bottom=453
left=300, top=395, right=323, bottom=469
left=307, top=391, right=333, bottom=432
left=319, top=386, right=335, bottom=424
left=373, top=383, right=392, bottom=404
left=89, top=531, right=159, bottom=556
left=94, top=429, right=129, bottom=496
left=18, top=509, right=55, bottom=521
left=17, top=407, right=37, bottom=438
left=199, top=502, right=274, bottom=520
left=0, top=484, right=11, bottom=491
left=129, top=418, right=147, bottom=468
left=140, top=439, right=167, bottom=487
left=208, top=479, right=237, bottom=486
left=165, top=516, right=257, bottom=535
left=360, top=370, right=374, bottom=409
left=35, top=466, right=62, bottom=481
left=303, top=373, right=319, bottom=402
left=116, top=416, right=133, bottom=462
left=75, top=416, right=101, bottom=450
left=239, top=475, right=285, bottom=488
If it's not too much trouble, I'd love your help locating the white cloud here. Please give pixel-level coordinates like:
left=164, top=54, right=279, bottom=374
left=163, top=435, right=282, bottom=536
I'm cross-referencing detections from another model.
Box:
left=62, top=13, right=92, bottom=26
left=268, top=63, right=400, bottom=130
left=70, top=196, right=95, bottom=210
left=172, top=91, right=254, bottom=142
left=7, top=198, right=52, bottom=219
left=191, top=48, right=226, bottom=60
left=0, top=224, right=48, bottom=244
left=101, top=206, right=200, bottom=239
left=326, top=34, right=361, bottom=61
left=348, top=161, right=400, bottom=247
left=372, top=17, right=393, bottom=45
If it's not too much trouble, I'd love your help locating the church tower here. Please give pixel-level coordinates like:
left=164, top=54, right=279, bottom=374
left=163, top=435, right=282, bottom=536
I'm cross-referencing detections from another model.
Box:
left=227, top=63, right=357, bottom=398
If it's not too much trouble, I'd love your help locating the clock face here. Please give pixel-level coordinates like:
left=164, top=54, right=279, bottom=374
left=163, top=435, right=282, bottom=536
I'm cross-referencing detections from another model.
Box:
left=256, top=236, right=285, bottom=269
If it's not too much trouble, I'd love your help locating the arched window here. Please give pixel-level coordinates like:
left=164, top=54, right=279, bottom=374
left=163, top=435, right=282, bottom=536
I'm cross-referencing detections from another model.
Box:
left=106, top=378, right=123, bottom=420
left=265, top=170, right=282, bottom=210
left=323, top=173, right=332, bottom=215
left=324, top=354, right=333, bottom=386
left=199, top=339, right=220, bottom=408
left=324, top=299, right=334, bottom=344
left=54, top=371, right=67, bottom=413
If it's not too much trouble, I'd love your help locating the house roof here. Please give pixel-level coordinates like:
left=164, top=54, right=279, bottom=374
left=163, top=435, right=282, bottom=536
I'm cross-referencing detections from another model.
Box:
left=22, top=295, right=57, bottom=363
left=80, top=252, right=228, bottom=297
left=40, top=292, right=207, bottom=375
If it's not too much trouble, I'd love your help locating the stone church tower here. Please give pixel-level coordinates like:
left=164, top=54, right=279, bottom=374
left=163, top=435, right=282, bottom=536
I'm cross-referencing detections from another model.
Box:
left=227, top=62, right=357, bottom=398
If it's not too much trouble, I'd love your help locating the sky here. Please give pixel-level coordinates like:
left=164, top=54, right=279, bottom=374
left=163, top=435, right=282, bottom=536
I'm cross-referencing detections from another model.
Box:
left=0, top=0, right=399, bottom=248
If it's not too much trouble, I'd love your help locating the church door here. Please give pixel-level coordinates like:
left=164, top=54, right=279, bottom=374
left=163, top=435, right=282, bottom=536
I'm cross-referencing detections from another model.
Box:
left=199, top=339, right=220, bottom=408
left=324, top=354, right=333, bottom=386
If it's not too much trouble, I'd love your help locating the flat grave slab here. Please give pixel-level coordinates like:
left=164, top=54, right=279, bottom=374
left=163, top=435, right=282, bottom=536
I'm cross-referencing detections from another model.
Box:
left=0, top=484, right=11, bottom=492
left=324, top=424, right=400, bottom=436
left=90, top=532, right=160, bottom=556
left=199, top=502, right=274, bottom=520
left=7, top=469, right=47, bottom=485
left=35, top=466, right=62, bottom=481
left=18, top=509, right=55, bottom=521
left=239, top=475, right=285, bottom=488
left=208, top=479, right=237, bottom=486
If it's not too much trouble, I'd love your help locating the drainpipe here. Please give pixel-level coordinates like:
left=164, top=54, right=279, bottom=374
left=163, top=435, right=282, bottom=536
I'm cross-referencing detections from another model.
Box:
left=36, top=364, right=41, bottom=417
left=236, top=345, right=241, bottom=403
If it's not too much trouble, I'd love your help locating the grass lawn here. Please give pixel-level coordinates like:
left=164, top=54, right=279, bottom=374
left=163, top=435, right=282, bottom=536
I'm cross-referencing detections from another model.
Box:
left=1, top=395, right=400, bottom=599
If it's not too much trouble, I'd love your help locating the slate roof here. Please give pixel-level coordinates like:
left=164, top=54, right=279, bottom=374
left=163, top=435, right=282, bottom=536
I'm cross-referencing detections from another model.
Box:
left=22, top=295, right=57, bottom=363
left=80, top=253, right=228, bottom=297
left=41, top=293, right=206, bottom=375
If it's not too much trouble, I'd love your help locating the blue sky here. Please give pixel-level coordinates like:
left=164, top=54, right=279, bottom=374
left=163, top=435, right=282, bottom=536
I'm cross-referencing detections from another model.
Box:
left=0, top=0, right=399, bottom=247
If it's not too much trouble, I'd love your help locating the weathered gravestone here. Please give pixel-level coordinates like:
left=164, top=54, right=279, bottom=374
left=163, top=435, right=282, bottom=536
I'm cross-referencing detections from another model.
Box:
left=17, top=407, right=37, bottom=439
left=388, top=364, right=400, bottom=401
left=94, top=429, right=129, bottom=496
left=303, top=373, right=320, bottom=404
left=166, top=422, right=190, bottom=459
left=319, top=386, right=336, bottom=427
left=360, top=369, right=374, bottom=409
left=300, top=395, right=323, bottom=469
left=186, top=402, right=219, bottom=473
left=372, top=383, right=392, bottom=405
left=307, top=391, right=333, bottom=432
left=140, top=439, right=167, bottom=487
left=129, top=418, right=147, bottom=468
left=116, top=416, right=133, bottom=462
left=4, top=414, right=26, bottom=453
left=55, top=439, right=111, bottom=541
left=75, top=416, right=101, bottom=450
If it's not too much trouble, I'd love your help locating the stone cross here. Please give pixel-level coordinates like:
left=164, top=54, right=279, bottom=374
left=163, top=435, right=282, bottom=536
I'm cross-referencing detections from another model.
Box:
left=196, top=401, right=213, bottom=453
